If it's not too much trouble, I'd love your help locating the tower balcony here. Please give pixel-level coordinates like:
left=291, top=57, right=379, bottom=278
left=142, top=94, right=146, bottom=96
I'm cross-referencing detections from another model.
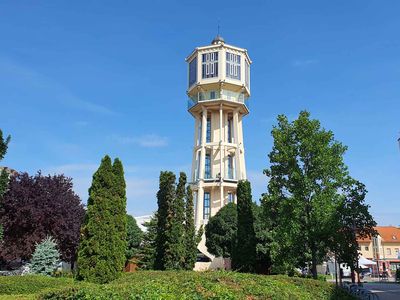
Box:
left=187, top=89, right=249, bottom=115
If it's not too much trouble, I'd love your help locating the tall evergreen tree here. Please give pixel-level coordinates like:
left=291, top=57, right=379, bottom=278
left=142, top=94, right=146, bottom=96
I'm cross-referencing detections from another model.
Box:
left=168, top=172, right=186, bottom=269
left=232, top=180, right=256, bottom=273
left=184, top=185, right=198, bottom=270
left=112, top=159, right=128, bottom=272
left=77, top=155, right=127, bottom=283
left=154, top=171, right=176, bottom=270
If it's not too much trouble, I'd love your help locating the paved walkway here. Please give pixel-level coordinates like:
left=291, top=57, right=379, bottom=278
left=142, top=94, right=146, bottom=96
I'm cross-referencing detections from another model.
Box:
left=363, top=283, right=400, bottom=300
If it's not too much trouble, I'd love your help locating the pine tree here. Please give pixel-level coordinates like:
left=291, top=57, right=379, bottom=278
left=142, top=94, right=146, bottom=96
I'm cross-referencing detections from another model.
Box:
left=154, top=171, right=176, bottom=270
left=232, top=180, right=256, bottom=273
left=112, top=158, right=128, bottom=271
left=184, top=185, right=197, bottom=270
left=77, top=155, right=126, bottom=283
left=137, top=215, right=157, bottom=270
left=29, top=236, right=60, bottom=276
left=125, top=214, right=143, bottom=262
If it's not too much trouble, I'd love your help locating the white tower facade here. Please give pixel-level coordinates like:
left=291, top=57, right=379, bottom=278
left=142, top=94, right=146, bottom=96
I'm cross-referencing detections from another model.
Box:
left=186, top=36, right=251, bottom=267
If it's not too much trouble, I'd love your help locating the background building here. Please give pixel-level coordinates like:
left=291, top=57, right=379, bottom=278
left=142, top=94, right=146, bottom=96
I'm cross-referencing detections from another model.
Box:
left=186, top=36, right=251, bottom=269
left=358, top=226, right=400, bottom=275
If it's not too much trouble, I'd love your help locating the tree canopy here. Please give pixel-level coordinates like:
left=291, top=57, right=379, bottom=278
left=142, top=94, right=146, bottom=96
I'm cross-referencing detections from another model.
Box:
left=262, top=111, right=374, bottom=278
left=0, top=172, right=84, bottom=264
left=125, top=214, right=143, bottom=261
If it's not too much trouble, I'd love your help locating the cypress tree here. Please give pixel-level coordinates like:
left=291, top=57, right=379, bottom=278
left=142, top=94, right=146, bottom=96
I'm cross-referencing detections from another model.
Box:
left=168, top=172, right=186, bottom=269
left=154, top=171, right=176, bottom=270
left=137, top=215, right=157, bottom=270
left=184, top=185, right=198, bottom=270
left=112, top=158, right=128, bottom=271
left=232, top=180, right=256, bottom=273
left=77, top=155, right=126, bottom=283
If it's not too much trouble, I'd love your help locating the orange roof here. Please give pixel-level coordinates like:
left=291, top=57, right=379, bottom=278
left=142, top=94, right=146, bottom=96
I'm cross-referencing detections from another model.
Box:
left=375, top=226, right=400, bottom=243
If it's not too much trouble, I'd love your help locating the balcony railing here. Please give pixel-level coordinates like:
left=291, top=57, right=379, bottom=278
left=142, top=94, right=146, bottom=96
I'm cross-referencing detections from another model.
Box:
left=187, top=90, right=249, bottom=110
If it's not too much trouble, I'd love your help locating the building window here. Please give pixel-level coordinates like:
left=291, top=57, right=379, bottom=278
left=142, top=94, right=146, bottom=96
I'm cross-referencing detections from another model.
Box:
left=228, top=192, right=234, bottom=203
left=203, top=192, right=210, bottom=219
left=245, top=60, right=250, bottom=88
left=205, top=154, right=211, bottom=179
left=202, top=52, right=218, bottom=79
left=227, top=117, right=233, bottom=143
left=227, top=155, right=234, bottom=179
left=189, top=57, right=197, bottom=87
left=395, top=248, right=399, bottom=256
left=226, top=52, right=241, bottom=80
left=210, top=91, right=216, bottom=99
left=387, top=248, right=392, bottom=256
left=365, top=246, right=369, bottom=251
left=206, top=117, right=211, bottom=142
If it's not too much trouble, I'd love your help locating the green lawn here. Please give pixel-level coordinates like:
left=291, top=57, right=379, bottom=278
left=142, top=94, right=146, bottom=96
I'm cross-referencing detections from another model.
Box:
left=0, top=271, right=355, bottom=299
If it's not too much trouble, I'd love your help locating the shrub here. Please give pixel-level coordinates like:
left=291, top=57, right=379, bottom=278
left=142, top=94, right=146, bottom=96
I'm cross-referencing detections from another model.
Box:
left=29, top=236, right=60, bottom=276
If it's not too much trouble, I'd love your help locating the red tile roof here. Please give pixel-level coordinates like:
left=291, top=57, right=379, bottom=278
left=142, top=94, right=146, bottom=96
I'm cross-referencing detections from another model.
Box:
left=375, top=226, right=400, bottom=243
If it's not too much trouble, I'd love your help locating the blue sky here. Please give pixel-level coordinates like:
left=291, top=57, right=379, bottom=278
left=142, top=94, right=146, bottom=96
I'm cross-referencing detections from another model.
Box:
left=1, top=1, right=399, bottom=225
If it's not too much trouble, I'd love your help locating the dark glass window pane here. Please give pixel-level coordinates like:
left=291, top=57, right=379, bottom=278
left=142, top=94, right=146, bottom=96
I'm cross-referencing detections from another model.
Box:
left=189, top=57, right=197, bottom=87
left=203, top=192, right=210, bottom=219
left=206, top=117, right=211, bottom=142
left=205, top=154, right=211, bottom=179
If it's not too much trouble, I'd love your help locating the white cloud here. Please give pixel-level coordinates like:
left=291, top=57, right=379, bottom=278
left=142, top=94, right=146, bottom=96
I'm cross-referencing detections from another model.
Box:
left=112, top=134, right=168, bottom=148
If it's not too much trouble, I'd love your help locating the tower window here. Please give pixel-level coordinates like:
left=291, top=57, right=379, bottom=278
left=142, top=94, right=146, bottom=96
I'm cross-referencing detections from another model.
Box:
left=203, top=192, right=210, bottom=219
left=210, top=91, right=216, bottom=99
left=227, top=117, right=233, bottom=143
left=206, top=117, right=211, bottom=142
left=202, top=52, right=218, bottom=79
left=245, top=60, right=250, bottom=88
left=228, top=155, right=234, bottom=179
left=205, top=154, right=211, bottom=179
left=189, top=57, right=197, bottom=87
left=226, top=52, right=241, bottom=80
left=228, top=192, right=234, bottom=203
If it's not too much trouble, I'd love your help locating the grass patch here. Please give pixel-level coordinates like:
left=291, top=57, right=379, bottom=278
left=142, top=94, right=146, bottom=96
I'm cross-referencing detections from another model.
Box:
left=1, top=271, right=355, bottom=300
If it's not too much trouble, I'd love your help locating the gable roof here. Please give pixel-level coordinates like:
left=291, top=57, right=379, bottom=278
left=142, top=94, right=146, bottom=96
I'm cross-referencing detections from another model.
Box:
left=376, top=226, right=400, bottom=243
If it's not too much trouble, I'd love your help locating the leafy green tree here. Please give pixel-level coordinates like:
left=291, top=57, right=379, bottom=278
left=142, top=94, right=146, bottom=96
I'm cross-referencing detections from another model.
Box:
left=232, top=180, right=257, bottom=273
left=125, top=214, right=143, bottom=262
left=154, top=171, right=176, bottom=270
left=137, top=215, right=157, bottom=270
left=77, top=155, right=127, bottom=283
left=0, top=130, right=11, bottom=241
left=253, top=203, right=274, bottom=274
left=330, top=178, right=376, bottom=283
left=263, top=111, right=348, bottom=278
left=183, top=185, right=198, bottom=270
left=29, top=236, right=60, bottom=276
left=205, top=203, right=237, bottom=258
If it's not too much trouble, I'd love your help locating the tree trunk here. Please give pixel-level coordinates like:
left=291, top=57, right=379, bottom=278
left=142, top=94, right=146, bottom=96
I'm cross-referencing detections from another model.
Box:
left=350, top=266, right=355, bottom=283
left=311, top=245, right=318, bottom=279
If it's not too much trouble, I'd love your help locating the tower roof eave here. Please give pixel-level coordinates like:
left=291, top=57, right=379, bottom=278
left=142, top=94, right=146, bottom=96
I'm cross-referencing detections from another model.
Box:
left=185, top=43, right=252, bottom=64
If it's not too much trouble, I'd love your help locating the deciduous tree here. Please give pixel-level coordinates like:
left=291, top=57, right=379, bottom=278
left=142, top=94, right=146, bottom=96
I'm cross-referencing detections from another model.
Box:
left=0, top=172, right=84, bottom=265
left=263, top=111, right=348, bottom=278
left=205, top=203, right=237, bottom=258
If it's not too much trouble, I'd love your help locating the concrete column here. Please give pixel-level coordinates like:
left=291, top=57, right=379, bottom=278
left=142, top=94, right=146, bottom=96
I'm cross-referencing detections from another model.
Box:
left=196, top=186, right=204, bottom=229
left=238, top=115, right=247, bottom=179
left=219, top=104, right=224, bottom=209
left=199, top=107, right=207, bottom=180
left=233, top=109, right=241, bottom=180
left=191, top=115, right=200, bottom=181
